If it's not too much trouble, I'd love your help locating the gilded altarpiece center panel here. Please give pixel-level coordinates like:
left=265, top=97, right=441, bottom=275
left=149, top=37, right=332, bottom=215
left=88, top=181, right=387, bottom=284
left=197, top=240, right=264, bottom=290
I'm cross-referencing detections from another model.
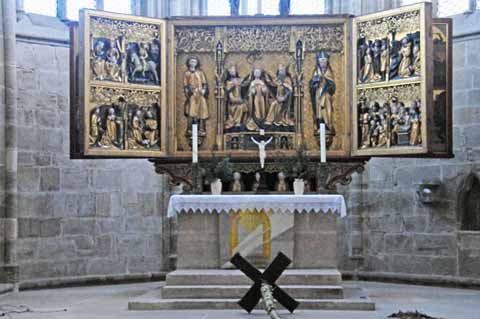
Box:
left=170, top=18, right=350, bottom=158
left=79, top=10, right=167, bottom=157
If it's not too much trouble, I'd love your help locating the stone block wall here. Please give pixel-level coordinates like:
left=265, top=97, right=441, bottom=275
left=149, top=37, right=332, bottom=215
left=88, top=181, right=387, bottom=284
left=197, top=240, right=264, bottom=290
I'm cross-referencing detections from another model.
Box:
left=12, top=15, right=168, bottom=282
left=339, top=12, right=480, bottom=280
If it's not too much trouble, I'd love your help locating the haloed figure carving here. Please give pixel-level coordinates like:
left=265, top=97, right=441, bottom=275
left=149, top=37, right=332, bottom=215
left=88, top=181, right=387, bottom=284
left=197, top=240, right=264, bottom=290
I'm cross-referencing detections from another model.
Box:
left=184, top=56, right=209, bottom=136
left=224, top=65, right=249, bottom=130
left=90, top=107, right=102, bottom=146
left=310, top=51, right=336, bottom=133
left=398, top=37, right=414, bottom=78
left=265, top=64, right=294, bottom=127
left=248, top=68, right=270, bottom=127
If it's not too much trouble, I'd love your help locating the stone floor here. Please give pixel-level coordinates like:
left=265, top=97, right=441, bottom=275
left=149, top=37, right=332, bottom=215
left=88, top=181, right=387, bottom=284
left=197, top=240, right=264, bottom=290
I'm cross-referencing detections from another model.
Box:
left=0, top=281, right=479, bottom=319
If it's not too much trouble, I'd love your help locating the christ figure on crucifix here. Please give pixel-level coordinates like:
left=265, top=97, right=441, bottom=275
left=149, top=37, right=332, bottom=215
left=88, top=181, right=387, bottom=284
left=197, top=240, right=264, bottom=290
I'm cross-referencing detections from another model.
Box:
left=251, top=136, right=273, bottom=169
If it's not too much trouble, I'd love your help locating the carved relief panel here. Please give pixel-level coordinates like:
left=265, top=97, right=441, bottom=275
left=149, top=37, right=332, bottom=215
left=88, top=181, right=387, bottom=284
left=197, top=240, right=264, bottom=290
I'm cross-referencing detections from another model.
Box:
left=169, top=18, right=350, bottom=159
left=74, top=10, right=167, bottom=157
left=352, top=3, right=433, bottom=156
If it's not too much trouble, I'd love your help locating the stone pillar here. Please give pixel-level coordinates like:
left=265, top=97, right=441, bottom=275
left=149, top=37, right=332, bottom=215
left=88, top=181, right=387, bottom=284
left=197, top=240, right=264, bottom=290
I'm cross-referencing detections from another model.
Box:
left=1, top=0, right=19, bottom=289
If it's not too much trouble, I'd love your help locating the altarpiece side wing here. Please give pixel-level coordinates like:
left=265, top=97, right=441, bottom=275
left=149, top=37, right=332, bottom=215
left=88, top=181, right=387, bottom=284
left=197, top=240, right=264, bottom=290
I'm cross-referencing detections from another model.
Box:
left=71, top=10, right=167, bottom=158
left=352, top=3, right=434, bottom=157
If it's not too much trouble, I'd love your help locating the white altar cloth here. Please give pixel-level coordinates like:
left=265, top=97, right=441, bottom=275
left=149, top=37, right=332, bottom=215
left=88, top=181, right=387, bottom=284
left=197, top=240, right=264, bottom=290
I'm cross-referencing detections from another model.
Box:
left=167, top=194, right=347, bottom=218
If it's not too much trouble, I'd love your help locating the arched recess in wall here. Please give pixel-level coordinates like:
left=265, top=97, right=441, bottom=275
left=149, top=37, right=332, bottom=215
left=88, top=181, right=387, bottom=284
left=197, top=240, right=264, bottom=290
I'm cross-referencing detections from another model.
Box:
left=458, top=172, right=480, bottom=231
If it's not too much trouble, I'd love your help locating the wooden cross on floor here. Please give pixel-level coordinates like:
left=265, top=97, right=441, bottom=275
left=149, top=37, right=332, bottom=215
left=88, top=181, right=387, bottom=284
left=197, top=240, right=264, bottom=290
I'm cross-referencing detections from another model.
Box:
left=230, top=252, right=300, bottom=313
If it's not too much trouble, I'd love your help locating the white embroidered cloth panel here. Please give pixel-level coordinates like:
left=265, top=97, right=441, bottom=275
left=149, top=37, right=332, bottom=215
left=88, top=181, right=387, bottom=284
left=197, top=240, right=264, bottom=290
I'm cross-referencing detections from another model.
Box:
left=167, top=194, right=347, bottom=218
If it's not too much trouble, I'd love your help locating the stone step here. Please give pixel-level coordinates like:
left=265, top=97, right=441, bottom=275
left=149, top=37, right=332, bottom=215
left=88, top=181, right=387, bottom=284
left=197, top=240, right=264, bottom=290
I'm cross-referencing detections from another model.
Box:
left=129, top=297, right=375, bottom=311
left=162, top=285, right=344, bottom=299
left=166, top=269, right=342, bottom=286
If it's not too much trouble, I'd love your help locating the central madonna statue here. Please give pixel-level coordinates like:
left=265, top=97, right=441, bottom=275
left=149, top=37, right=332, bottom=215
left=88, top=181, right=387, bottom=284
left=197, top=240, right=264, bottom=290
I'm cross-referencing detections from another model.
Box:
left=222, top=64, right=295, bottom=133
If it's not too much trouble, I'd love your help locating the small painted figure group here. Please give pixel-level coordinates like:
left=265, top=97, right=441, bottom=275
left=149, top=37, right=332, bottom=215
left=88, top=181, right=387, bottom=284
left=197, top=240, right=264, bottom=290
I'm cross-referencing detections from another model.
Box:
left=91, top=36, right=160, bottom=85
left=90, top=98, right=159, bottom=150
left=358, top=96, right=421, bottom=148
left=358, top=32, right=421, bottom=83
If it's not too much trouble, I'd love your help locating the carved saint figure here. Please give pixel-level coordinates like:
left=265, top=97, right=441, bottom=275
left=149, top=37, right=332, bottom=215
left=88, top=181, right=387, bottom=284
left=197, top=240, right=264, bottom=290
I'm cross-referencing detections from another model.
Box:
left=413, top=41, right=421, bottom=76
left=409, top=102, right=421, bottom=145
left=106, top=37, right=121, bottom=82
left=184, top=57, right=209, bottom=135
left=398, top=37, right=413, bottom=78
left=101, top=107, right=118, bottom=147
left=380, top=40, right=389, bottom=81
left=377, top=119, right=388, bottom=147
left=359, top=100, right=370, bottom=148
left=118, top=35, right=127, bottom=82
left=251, top=136, right=273, bottom=169
left=231, top=172, right=243, bottom=192
left=139, top=43, right=149, bottom=77
left=129, top=110, right=147, bottom=148
left=144, top=110, right=158, bottom=147
left=92, top=40, right=106, bottom=80
left=252, top=172, right=261, bottom=192
left=276, top=172, right=288, bottom=192
left=265, top=64, right=294, bottom=127
left=90, top=107, right=102, bottom=146
left=372, top=39, right=383, bottom=79
left=360, top=46, right=375, bottom=83
left=224, top=65, right=249, bottom=130
left=310, top=51, right=336, bottom=132
left=248, top=68, right=270, bottom=127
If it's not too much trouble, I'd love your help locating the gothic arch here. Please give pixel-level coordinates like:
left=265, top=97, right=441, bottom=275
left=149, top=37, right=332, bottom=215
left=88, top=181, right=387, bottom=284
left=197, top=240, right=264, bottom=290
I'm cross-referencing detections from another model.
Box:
left=457, top=172, right=480, bottom=231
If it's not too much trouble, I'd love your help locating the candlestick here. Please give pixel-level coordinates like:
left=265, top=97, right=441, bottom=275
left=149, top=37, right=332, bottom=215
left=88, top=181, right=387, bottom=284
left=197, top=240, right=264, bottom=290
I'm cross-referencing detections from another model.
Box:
left=320, top=124, right=326, bottom=163
left=192, top=124, right=198, bottom=163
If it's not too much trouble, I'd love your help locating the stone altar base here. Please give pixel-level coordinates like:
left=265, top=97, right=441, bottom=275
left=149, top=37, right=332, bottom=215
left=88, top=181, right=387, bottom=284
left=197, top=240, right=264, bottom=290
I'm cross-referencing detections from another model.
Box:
left=129, top=212, right=375, bottom=311
left=128, top=269, right=375, bottom=311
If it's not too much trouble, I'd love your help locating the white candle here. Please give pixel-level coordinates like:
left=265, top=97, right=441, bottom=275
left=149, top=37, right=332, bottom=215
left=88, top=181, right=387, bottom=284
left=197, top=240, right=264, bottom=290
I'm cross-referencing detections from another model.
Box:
left=320, top=124, right=326, bottom=163
left=192, top=124, right=198, bottom=163
left=257, top=0, right=262, bottom=14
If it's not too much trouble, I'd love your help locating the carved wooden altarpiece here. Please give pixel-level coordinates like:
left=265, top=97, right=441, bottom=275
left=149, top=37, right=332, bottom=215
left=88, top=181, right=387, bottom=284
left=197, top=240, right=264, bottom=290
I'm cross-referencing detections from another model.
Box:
left=70, top=3, right=452, bottom=192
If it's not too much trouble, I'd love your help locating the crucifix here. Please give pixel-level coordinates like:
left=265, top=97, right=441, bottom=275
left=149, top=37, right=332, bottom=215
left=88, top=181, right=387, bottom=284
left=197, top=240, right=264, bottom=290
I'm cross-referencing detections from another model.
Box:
left=230, top=252, right=300, bottom=314
left=251, top=136, right=273, bottom=169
